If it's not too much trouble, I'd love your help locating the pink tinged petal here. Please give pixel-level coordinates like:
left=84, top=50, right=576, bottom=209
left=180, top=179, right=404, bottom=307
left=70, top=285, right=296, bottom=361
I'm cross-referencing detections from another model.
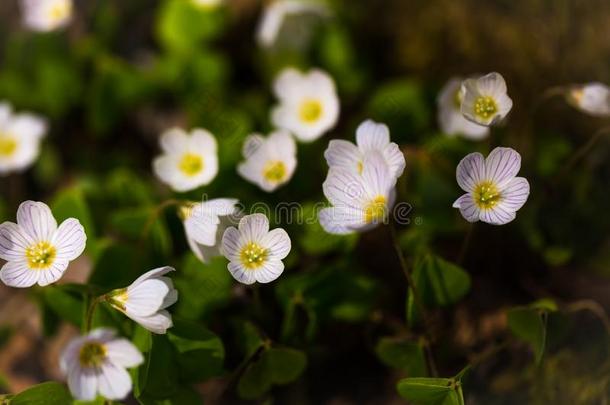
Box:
left=498, top=177, right=530, bottom=212
left=318, top=207, right=365, bottom=235
left=238, top=214, right=269, bottom=242
left=356, top=120, right=390, bottom=151
left=125, top=279, right=170, bottom=317
left=221, top=227, right=242, bottom=261
left=485, top=147, right=521, bottom=187
left=97, top=362, right=133, bottom=400
left=67, top=366, right=98, bottom=401
left=16, top=201, right=57, bottom=241
left=382, top=143, right=406, bottom=178
left=456, top=152, right=485, bottom=192
left=323, top=169, right=367, bottom=209
left=227, top=262, right=256, bottom=285
left=479, top=205, right=516, bottom=225
left=105, top=339, right=144, bottom=368
left=254, top=260, right=284, bottom=283
left=0, top=261, right=39, bottom=288
left=52, top=218, right=86, bottom=261
left=37, top=259, right=69, bottom=286
left=452, top=194, right=480, bottom=223
left=0, top=222, right=32, bottom=261
left=126, top=310, right=173, bottom=334
left=261, top=228, right=291, bottom=260
left=361, top=151, right=394, bottom=196
left=324, top=140, right=362, bottom=172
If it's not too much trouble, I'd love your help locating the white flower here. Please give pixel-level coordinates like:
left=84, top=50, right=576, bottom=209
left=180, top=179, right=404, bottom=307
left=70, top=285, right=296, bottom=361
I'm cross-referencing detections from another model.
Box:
left=221, top=214, right=291, bottom=285
left=20, top=0, right=73, bottom=32
left=460, top=72, right=513, bottom=126
left=453, top=147, right=530, bottom=225
left=237, top=131, right=297, bottom=192
left=256, top=0, right=329, bottom=48
left=0, top=102, right=47, bottom=176
left=0, top=201, right=86, bottom=288
left=60, top=328, right=143, bottom=401
left=271, top=67, right=339, bottom=142
left=324, top=119, right=405, bottom=178
left=437, top=78, right=489, bottom=140
left=180, top=198, right=241, bottom=263
left=153, top=127, right=219, bottom=192
left=191, top=0, right=223, bottom=10
left=319, top=152, right=397, bottom=235
left=566, top=82, right=610, bottom=117
left=106, top=267, right=178, bottom=334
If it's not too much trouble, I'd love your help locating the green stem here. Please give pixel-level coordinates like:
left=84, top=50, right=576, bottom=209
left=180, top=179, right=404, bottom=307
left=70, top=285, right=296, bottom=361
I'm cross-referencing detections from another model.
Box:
left=84, top=294, right=107, bottom=333
left=140, top=199, right=182, bottom=241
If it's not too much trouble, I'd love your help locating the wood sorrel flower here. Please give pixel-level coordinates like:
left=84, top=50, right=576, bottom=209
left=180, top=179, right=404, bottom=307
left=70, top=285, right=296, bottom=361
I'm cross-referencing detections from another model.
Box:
left=221, top=214, right=291, bottom=285
left=453, top=147, right=530, bottom=225
left=60, top=328, right=143, bottom=401
left=460, top=72, right=513, bottom=126
left=566, top=82, right=610, bottom=117
left=437, top=77, right=489, bottom=140
left=20, top=0, right=72, bottom=32
left=0, top=201, right=86, bottom=287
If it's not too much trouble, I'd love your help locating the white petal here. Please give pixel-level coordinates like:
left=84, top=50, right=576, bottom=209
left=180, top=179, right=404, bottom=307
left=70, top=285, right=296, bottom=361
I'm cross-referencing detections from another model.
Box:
left=254, top=260, right=284, bottom=283
left=0, top=260, right=38, bottom=288
left=187, top=235, right=220, bottom=263
left=199, top=198, right=239, bottom=217
left=456, top=152, right=485, bottom=192
left=159, top=127, right=189, bottom=154
left=485, top=147, right=521, bottom=187
left=126, top=310, right=173, bottom=334
left=67, top=366, right=98, bottom=401
left=452, top=194, right=480, bottom=223
left=324, top=140, right=361, bottom=172
left=382, top=143, right=406, bottom=179
left=130, top=266, right=175, bottom=287
left=221, top=227, right=242, bottom=261
left=184, top=213, right=219, bottom=246
left=361, top=151, right=394, bottom=196
left=8, top=113, right=47, bottom=140
left=356, top=120, right=390, bottom=151
left=272, top=68, right=305, bottom=101
left=161, top=287, right=178, bottom=309
left=498, top=177, right=530, bottom=212
left=189, top=128, right=217, bottom=152
left=261, top=228, right=291, bottom=260
left=16, top=201, right=57, bottom=241
left=318, top=207, right=364, bottom=235
left=88, top=328, right=116, bottom=341
left=52, top=218, right=86, bottom=261
left=243, top=134, right=265, bottom=158
left=479, top=206, right=516, bottom=225
left=267, top=130, right=296, bottom=157
left=323, top=169, right=366, bottom=209
left=477, top=72, right=507, bottom=97
left=227, top=261, right=256, bottom=285
left=37, top=259, right=69, bottom=286
left=0, top=222, right=32, bottom=261
left=97, top=362, right=132, bottom=400
left=238, top=214, right=269, bottom=242
left=125, top=279, right=169, bottom=317
left=60, top=336, right=84, bottom=374
left=105, top=339, right=144, bottom=368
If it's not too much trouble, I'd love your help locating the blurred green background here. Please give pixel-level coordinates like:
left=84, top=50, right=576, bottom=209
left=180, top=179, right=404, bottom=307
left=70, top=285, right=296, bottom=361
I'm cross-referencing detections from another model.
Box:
left=0, top=0, right=610, bottom=404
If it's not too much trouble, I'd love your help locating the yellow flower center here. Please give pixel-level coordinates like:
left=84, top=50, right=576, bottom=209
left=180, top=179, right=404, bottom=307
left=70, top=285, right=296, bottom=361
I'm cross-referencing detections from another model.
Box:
left=473, top=96, right=498, bottom=119
left=364, top=195, right=387, bottom=223
left=79, top=342, right=106, bottom=368
left=240, top=242, right=268, bottom=270
left=178, top=153, right=204, bottom=177
left=356, top=161, right=363, bottom=174
left=453, top=88, right=463, bottom=109
left=0, top=134, right=17, bottom=157
left=107, top=288, right=128, bottom=311
left=262, top=160, right=287, bottom=183
left=48, top=1, right=71, bottom=22
left=299, top=99, right=323, bottom=124
left=474, top=181, right=501, bottom=209
left=25, top=241, right=56, bottom=270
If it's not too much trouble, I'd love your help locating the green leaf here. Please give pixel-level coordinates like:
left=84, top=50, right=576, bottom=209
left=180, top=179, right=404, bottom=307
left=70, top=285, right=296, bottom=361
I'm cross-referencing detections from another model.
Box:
left=41, top=286, right=84, bottom=329
left=10, top=382, right=71, bottom=405
left=396, top=377, right=463, bottom=405
left=507, top=300, right=556, bottom=365
left=375, top=337, right=427, bottom=377
left=299, top=202, right=359, bottom=255
left=137, top=335, right=179, bottom=400
left=51, top=186, right=95, bottom=247
left=237, top=347, right=307, bottom=400
left=413, top=254, right=471, bottom=307
left=109, top=206, right=171, bottom=258
left=88, top=242, right=140, bottom=290
left=168, top=318, right=225, bottom=382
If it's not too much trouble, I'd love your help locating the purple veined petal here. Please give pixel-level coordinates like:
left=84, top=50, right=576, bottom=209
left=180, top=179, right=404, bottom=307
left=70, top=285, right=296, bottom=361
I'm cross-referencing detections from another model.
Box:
left=0, top=260, right=39, bottom=288
left=67, top=365, right=98, bottom=401
left=382, top=143, right=406, bottom=178
left=322, top=169, right=367, bottom=209
left=228, top=261, right=256, bottom=285
left=361, top=151, right=393, bottom=197
left=254, top=260, right=284, bottom=284
left=52, top=218, right=86, bottom=262
left=125, top=278, right=170, bottom=317
left=479, top=205, right=517, bottom=225
left=105, top=339, right=144, bottom=368
left=476, top=72, right=507, bottom=97
left=498, top=177, right=530, bottom=212
left=485, top=147, right=521, bottom=187
left=221, top=227, right=242, bottom=261
left=452, top=193, right=480, bottom=223
left=456, top=152, right=485, bottom=192
left=356, top=119, right=390, bottom=152
left=97, top=362, right=132, bottom=400
left=0, top=222, right=33, bottom=261
left=261, top=228, right=291, bottom=260
left=37, top=259, right=69, bottom=287
left=238, top=214, right=269, bottom=242
left=16, top=201, right=57, bottom=242
left=184, top=213, right=219, bottom=247
left=125, top=310, right=173, bottom=334
left=324, top=139, right=362, bottom=172
left=88, top=328, right=117, bottom=342
left=318, top=206, right=365, bottom=235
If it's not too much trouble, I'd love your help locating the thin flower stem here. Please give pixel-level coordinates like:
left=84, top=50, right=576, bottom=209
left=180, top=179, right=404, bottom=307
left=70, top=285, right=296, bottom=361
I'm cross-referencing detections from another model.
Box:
left=140, top=199, right=182, bottom=241
left=84, top=294, right=107, bottom=333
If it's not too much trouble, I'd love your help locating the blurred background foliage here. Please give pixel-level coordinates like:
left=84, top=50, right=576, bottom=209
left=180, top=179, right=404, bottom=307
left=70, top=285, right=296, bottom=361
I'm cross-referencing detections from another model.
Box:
left=1, top=0, right=610, bottom=404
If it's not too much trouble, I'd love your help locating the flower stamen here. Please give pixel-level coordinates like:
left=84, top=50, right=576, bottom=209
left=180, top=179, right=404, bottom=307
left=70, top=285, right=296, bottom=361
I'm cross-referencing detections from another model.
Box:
left=240, top=242, right=268, bottom=270
left=364, top=195, right=387, bottom=223
left=474, top=96, right=498, bottom=119
left=25, top=241, right=56, bottom=269
left=78, top=342, right=106, bottom=368
left=299, top=99, right=323, bottom=124
left=178, top=153, right=204, bottom=177
left=0, top=134, right=17, bottom=157
left=474, top=181, right=501, bottom=209
left=262, top=160, right=286, bottom=183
